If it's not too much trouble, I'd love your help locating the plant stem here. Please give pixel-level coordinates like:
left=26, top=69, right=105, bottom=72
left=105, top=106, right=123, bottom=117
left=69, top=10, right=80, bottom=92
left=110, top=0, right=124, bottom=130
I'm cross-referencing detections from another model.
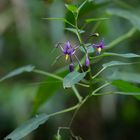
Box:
left=33, top=69, right=63, bottom=81
left=92, top=82, right=110, bottom=95
left=92, top=67, right=106, bottom=79
left=49, top=104, right=79, bottom=117
left=72, top=86, right=83, bottom=102
left=33, top=69, right=89, bottom=88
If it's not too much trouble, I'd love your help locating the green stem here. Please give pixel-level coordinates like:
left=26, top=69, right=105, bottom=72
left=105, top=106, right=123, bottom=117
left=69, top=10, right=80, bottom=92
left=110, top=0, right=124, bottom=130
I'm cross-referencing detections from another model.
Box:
left=33, top=69, right=88, bottom=88
left=49, top=104, right=79, bottom=117
left=93, top=91, right=113, bottom=96
left=92, top=82, right=110, bottom=95
left=48, top=82, right=111, bottom=125
left=72, top=86, right=82, bottom=102
left=77, top=82, right=89, bottom=88
left=92, top=67, right=106, bottom=79
left=33, top=69, right=63, bottom=81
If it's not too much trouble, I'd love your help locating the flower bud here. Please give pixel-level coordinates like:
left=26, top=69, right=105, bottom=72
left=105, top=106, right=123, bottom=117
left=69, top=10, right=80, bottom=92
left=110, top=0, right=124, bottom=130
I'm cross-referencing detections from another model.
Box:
left=69, top=63, right=74, bottom=72
left=85, top=55, right=90, bottom=68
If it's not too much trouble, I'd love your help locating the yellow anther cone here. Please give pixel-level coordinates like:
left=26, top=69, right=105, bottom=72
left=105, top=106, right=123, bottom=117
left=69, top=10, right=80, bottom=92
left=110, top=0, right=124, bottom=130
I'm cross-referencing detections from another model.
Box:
left=97, top=47, right=101, bottom=54
left=65, top=54, right=69, bottom=60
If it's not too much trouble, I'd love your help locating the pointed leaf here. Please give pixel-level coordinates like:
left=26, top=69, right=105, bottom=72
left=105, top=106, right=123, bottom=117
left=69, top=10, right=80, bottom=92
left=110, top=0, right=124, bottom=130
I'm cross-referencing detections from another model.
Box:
left=103, top=52, right=140, bottom=58
left=63, top=71, right=86, bottom=88
left=85, top=17, right=108, bottom=23
left=112, top=80, right=140, bottom=99
left=91, top=52, right=140, bottom=60
left=78, top=0, right=88, bottom=12
left=65, top=27, right=85, bottom=35
left=65, top=4, right=78, bottom=13
left=112, top=80, right=140, bottom=92
left=43, top=18, right=75, bottom=27
left=0, top=65, right=35, bottom=82
left=4, top=114, right=49, bottom=140
left=104, top=52, right=140, bottom=58
left=114, top=92, right=140, bottom=95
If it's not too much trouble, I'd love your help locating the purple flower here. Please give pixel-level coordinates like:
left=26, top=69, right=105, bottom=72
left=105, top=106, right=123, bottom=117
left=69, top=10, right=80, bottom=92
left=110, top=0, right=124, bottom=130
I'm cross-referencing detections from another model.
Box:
left=93, top=39, right=104, bottom=54
left=85, top=54, right=90, bottom=68
left=56, top=41, right=82, bottom=72
left=63, top=42, right=75, bottom=60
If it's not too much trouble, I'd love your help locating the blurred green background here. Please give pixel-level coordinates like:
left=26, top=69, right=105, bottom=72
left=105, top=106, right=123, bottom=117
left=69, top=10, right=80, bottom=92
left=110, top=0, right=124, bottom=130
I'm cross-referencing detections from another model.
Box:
left=1, top=0, right=140, bottom=140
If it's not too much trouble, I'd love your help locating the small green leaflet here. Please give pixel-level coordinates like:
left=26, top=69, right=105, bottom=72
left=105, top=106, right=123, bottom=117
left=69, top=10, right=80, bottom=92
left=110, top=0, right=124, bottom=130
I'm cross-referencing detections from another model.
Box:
left=103, top=52, right=140, bottom=58
left=63, top=71, right=86, bottom=88
left=4, top=114, right=49, bottom=140
left=65, top=27, right=85, bottom=35
left=65, top=4, right=78, bottom=13
left=43, top=18, right=75, bottom=27
left=85, top=17, right=108, bottom=23
left=0, top=65, right=35, bottom=82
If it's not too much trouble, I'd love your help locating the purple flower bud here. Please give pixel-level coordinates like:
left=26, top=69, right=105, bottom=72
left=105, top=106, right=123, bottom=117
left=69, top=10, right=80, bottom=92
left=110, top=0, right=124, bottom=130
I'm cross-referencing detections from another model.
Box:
left=69, top=63, right=74, bottom=72
left=85, top=55, right=90, bottom=68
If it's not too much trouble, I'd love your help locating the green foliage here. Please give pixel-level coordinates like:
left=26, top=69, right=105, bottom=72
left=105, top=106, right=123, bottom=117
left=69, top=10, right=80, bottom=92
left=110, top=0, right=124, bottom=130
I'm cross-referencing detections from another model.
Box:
left=1, top=0, right=140, bottom=139
left=4, top=114, right=49, bottom=140
left=0, top=65, right=35, bottom=82
left=65, top=4, right=78, bottom=14
left=112, top=80, right=140, bottom=93
left=65, top=27, right=85, bottom=35
left=44, top=18, right=75, bottom=27
left=63, top=71, right=86, bottom=88
left=111, top=80, right=140, bottom=99
left=85, top=17, right=109, bottom=23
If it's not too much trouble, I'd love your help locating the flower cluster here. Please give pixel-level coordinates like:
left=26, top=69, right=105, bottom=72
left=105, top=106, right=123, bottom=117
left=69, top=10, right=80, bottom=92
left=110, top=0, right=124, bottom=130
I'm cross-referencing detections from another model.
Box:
left=56, top=36, right=105, bottom=72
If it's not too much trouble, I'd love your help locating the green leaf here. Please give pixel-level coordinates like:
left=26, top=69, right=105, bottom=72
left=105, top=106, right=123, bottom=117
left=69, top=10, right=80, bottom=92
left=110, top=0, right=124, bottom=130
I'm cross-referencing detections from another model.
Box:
left=65, top=27, right=85, bottom=35
left=65, top=4, right=78, bottom=13
left=85, top=17, right=109, bottom=23
left=43, top=18, right=75, bottom=27
left=103, top=52, right=140, bottom=58
left=102, top=61, right=140, bottom=68
left=111, top=80, right=140, bottom=99
left=4, top=114, right=49, bottom=140
left=107, top=8, right=140, bottom=30
left=0, top=65, right=35, bottom=82
left=112, top=80, right=140, bottom=92
left=77, top=0, right=88, bottom=12
left=114, top=92, right=140, bottom=95
left=91, top=52, right=140, bottom=60
left=32, top=78, right=61, bottom=114
left=108, top=71, right=140, bottom=84
left=63, top=71, right=86, bottom=88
